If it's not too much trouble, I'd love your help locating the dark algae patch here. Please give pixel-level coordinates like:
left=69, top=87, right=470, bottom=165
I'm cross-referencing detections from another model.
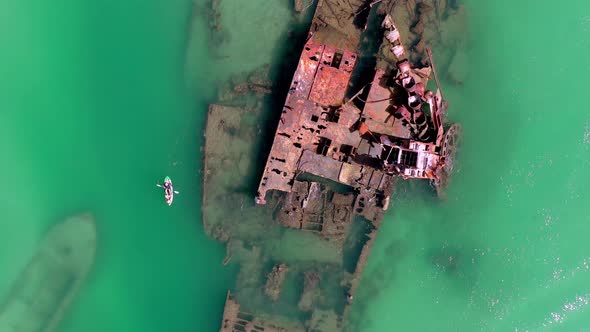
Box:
left=196, top=0, right=467, bottom=330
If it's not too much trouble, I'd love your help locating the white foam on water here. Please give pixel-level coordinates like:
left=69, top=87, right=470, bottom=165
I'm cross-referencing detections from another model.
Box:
left=542, top=294, right=589, bottom=327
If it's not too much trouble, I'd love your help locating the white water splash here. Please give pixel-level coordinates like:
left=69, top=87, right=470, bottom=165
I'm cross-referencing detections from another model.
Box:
left=543, top=256, right=590, bottom=288
left=542, top=294, right=589, bottom=327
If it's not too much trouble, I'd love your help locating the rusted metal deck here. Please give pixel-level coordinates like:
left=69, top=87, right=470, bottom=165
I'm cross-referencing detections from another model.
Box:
left=209, top=0, right=463, bottom=330
left=256, top=12, right=454, bottom=222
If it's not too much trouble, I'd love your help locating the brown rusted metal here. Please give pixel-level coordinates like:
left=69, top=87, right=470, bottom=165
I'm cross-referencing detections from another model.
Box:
left=211, top=2, right=462, bottom=331
left=255, top=38, right=360, bottom=205
left=256, top=12, right=455, bottom=218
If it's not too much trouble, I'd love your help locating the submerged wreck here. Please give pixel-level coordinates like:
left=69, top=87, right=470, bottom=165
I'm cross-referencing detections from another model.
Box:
left=202, top=0, right=462, bottom=331
left=0, top=214, right=96, bottom=332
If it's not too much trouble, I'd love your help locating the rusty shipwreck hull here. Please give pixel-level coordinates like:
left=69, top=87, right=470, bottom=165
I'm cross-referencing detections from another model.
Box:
left=213, top=0, right=462, bottom=331
left=255, top=15, right=455, bottom=221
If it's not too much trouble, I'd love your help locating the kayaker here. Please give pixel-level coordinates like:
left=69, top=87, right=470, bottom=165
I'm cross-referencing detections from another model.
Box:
left=164, top=183, right=172, bottom=197
left=157, top=177, right=179, bottom=206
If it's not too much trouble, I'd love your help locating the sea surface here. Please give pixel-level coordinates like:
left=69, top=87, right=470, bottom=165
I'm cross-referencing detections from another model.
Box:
left=0, top=0, right=589, bottom=331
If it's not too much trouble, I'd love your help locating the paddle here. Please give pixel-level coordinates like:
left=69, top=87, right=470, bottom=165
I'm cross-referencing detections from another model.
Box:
left=156, top=182, right=179, bottom=195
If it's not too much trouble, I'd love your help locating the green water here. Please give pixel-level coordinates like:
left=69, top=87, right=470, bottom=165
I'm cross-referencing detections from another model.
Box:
left=1, top=1, right=589, bottom=332
left=0, top=0, right=230, bottom=331
left=351, top=1, right=590, bottom=330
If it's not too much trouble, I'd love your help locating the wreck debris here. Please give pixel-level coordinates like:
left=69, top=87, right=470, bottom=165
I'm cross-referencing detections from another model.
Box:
left=264, top=264, right=289, bottom=301
left=341, top=221, right=379, bottom=319
left=309, top=0, right=367, bottom=50
left=294, top=0, right=314, bottom=13
left=205, top=0, right=464, bottom=331
left=199, top=0, right=230, bottom=52
left=220, top=291, right=303, bottom=332
left=294, top=0, right=305, bottom=12
left=434, top=122, right=462, bottom=197
left=202, top=103, right=275, bottom=240
left=256, top=14, right=455, bottom=221
left=382, top=14, right=406, bottom=58
left=202, top=104, right=243, bottom=237
left=248, top=2, right=459, bottom=326
left=307, top=309, right=340, bottom=332
left=253, top=37, right=400, bottom=223
left=217, top=65, right=274, bottom=102
left=298, top=271, right=321, bottom=311
left=277, top=181, right=355, bottom=241
left=377, top=0, right=468, bottom=79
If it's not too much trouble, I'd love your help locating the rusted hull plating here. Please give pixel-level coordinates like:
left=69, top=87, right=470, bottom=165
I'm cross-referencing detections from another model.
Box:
left=256, top=15, right=455, bottom=221
left=213, top=1, right=461, bottom=330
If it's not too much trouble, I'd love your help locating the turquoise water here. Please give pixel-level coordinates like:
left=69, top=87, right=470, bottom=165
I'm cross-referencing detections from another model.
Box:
left=351, top=1, right=590, bottom=330
left=1, top=0, right=589, bottom=331
left=0, top=0, right=230, bottom=331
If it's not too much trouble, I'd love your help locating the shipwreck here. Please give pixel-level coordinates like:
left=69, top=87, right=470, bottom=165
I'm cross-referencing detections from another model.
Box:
left=201, top=0, right=463, bottom=331
left=255, top=16, right=460, bottom=219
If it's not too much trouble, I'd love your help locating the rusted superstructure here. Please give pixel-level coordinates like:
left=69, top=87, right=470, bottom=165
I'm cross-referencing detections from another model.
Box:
left=256, top=15, right=458, bottom=222
left=205, top=0, right=463, bottom=331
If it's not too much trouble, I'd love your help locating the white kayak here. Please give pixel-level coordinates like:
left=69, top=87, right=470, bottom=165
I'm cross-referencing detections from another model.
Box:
left=156, top=176, right=179, bottom=206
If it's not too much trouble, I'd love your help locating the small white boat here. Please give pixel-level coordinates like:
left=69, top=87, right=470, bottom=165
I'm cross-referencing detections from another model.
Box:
left=157, top=176, right=179, bottom=206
